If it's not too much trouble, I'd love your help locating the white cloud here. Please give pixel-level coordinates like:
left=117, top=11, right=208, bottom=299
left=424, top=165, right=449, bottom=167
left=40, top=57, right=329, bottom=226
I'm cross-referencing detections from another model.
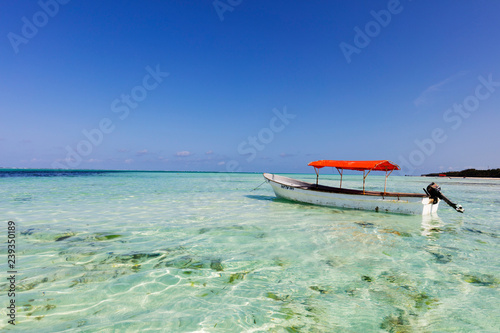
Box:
left=136, top=149, right=148, bottom=156
left=206, top=150, right=214, bottom=155
left=176, top=151, right=192, bottom=157
left=414, top=71, right=468, bottom=106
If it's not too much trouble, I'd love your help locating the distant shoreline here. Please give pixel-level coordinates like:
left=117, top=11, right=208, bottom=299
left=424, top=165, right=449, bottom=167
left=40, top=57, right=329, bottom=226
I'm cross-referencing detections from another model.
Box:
left=0, top=169, right=271, bottom=177
left=422, top=168, right=500, bottom=178
left=421, top=176, right=500, bottom=180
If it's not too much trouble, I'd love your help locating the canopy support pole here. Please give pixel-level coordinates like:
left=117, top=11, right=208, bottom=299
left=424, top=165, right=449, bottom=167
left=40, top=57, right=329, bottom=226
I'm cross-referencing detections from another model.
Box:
left=363, top=171, right=365, bottom=193
left=363, top=169, right=372, bottom=194
left=314, top=167, right=319, bottom=186
left=384, top=169, right=394, bottom=194
left=335, top=167, right=343, bottom=188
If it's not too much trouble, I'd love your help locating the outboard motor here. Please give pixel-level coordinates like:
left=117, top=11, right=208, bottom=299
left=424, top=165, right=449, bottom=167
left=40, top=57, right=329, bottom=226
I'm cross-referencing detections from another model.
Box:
left=425, top=182, right=464, bottom=213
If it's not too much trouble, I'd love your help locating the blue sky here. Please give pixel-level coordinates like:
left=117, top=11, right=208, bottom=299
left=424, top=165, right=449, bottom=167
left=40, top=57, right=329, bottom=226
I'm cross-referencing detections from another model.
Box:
left=1, top=0, right=499, bottom=174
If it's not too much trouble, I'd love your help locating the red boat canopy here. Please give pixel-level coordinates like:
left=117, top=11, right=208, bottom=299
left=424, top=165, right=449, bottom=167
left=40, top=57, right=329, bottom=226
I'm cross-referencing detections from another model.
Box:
left=308, top=160, right=400, bottom=172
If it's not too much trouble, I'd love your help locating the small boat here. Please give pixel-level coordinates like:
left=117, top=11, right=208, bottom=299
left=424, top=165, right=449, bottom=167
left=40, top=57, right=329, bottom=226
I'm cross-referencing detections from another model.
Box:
left=264, top=160, right=464, bottom=215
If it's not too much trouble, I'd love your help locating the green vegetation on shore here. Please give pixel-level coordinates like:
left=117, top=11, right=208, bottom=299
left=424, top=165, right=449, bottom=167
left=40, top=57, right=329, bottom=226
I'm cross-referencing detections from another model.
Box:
left=423, top=168, right=500, bottom=178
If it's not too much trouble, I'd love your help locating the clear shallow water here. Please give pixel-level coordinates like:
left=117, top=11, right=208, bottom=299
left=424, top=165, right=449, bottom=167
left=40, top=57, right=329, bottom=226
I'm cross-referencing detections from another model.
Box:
left=0, top=171, right=499, bottom=332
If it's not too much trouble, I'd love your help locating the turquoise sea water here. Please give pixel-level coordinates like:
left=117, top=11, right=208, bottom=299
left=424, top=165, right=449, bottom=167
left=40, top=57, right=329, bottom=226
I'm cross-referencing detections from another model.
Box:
left=0, top=171, right=499, bottom=332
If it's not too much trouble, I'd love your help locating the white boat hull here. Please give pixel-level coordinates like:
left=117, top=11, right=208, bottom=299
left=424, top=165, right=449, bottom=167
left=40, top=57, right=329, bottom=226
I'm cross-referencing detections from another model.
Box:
left=264, top=173, right=439, bottom=215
